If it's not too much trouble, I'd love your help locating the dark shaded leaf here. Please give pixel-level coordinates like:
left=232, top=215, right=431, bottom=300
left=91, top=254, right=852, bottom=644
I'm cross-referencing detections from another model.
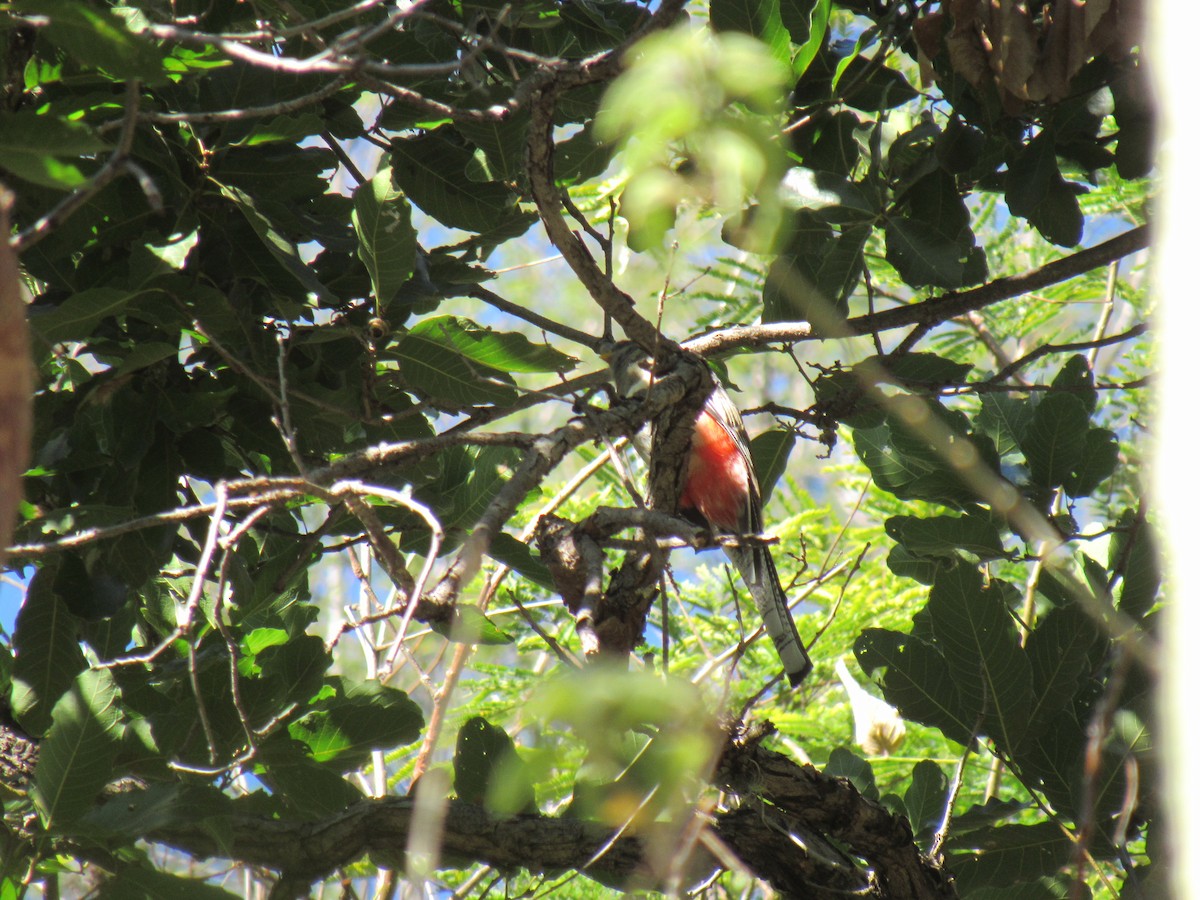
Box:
left=352, top=169, right=417, bottom=307
left=489, top=533, right=556, bottom=590
left=454, top=716, right=536, bottom=814
left=824, top=747, right=878, bottom=800
left=1019, top=393, right=1090, bottom=489
left=855, top=629, right=975, bottom=746
left=432, top=606, right=516, bottom=646
left=289, top=678, right=424, bottom=768
left=885, top=511, right=1006, bottom=561
left=33, top=668, right=124, bottom=829
left=11, top=565, right=87, bottom=736
left=904, top=759, right=948, bottom=842
left=927, top=565, right=1032, bottom=755
left=946, top=822, right=1075, bottom=893
left=1022, top=604, right=1100, bottom=746
left=749, top=429, right=796, bottom=505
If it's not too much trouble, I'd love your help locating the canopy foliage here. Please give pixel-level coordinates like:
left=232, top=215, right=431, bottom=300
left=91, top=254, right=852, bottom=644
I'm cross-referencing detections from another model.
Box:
left=0, top=0, right=1159, bottom=898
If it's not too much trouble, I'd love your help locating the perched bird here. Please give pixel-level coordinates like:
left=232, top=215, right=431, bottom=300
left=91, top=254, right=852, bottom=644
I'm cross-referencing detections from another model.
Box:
left=835, top=658, right=906, bottom=756
left=606, top=342, right=813, bottom=687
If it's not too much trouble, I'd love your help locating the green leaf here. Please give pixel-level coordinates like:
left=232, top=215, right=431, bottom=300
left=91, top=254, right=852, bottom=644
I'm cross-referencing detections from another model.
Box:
left=0, top=111, right=105, bottom=189
left=1006, top=134, right=1086, bottom=247
left=885, top=512, right=1007, bottom=561
left=456, top=112, right=532, bottom=183
left=97, top=868, right=242, bottom=899
left=289, top=678, right=424, bottom=767
left=488, top=533, right=556, bottom=590
left=215, top=183, right=332, bottom=301
left=78, top=783, right=231, bottom=839
left=394, top=327, right=518, bottom=407
left=884, top=214, right=985, bottom=290
left=886, top=544, right=944, bottom=585
left=33, top=668, right=124, bottom=830
left=391, top=129, right=533, bottom=234
left=904, top=760, right=948, bottom=841
left=749, top=429, right=795, bottom=505
left=1111, top=511, right=1160, bottom=618
left=788, top=0, right=830, bottom=74
left=432, top=606, right=516, bottom=646
left=975, top=393, right=1035, bottom=457
left=411, top=316, right=578, bottom=373
left=262, top=744, right=363, bottom=819
left=867, top=353, right=973, bottom=387
left=1021, top=605, right=1099, bottom=745
left=855, top=629, right=975, bottom=746
left=1050, top=355, right=1096, bottom=412
left=28, top=0, right=167, bottom=83
left=352, top=168, right=417, bottom=307
left=927, top=565, right=1032, bottom=755
left=946, top=822, right=1075, bottom=893
left=710, top=0, right=791, bottom=64
left=823, top=747, right=878, bottom=800
left=453, top=716, right=536, bottom=814
left=763, top=215, right=867, bottom=325
left=29, top=288, right=144, bottom=346
left=1018, top=393, right=1090, bottom=489
left=11, top=566, right=88, bottom=736
left=1064, top=428, right=1119, bottom=497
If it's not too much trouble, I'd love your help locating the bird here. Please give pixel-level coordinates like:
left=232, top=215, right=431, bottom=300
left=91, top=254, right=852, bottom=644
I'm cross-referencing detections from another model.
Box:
left=605, top=341, right=813, bottom=687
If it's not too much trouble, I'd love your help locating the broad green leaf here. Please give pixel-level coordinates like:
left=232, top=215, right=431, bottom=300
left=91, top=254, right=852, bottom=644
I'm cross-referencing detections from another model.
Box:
left=11, top=566, right=87, bottom=736
left=352, top=169, right=417, bottom=307
left=254, top=635, right=330, bottom=707
left=749, top=429, right=796, bottom=505
left=885, top=512, right=1007, bottom=561
left=78, top=783, right=231, bottom=839
left=866, top=353, right=973, bottom=387
left=262, top=744, right=363, bottom=819
left=1111, top=511, right=1160, bottom=618
left=1005, top=134, right=1086, bottom=247
left=29, top=288, right=145, bottom=346
left=886, top=544, right=944, bottom=585
left=432, top=606, right=515, bottom=646
left=789, top=0, right=830, bottom=74
left=33, top=668, right=124, bottom=829
left=1064, top=428, right=1119, bottom=497
left=710, top=0, right=791, bottom=65
left=96, top=865, right=242, bottom=899
left=488, top=533, right=555, bottom=590
left=438, top=446, right=522, bottom=530
left=763, top=215, right=867, bottom=324
left=904, top=760, right=948, bottom=841
left=885, top=214, right=986, bottom=289
left=289, top=678, right=424, bottom=767
left=411, top=316, right=578, bottom=373
left=945, top=821, right=1075, bottom=893
left=554, top=124, right=613, bottom=185
left=1050, top=354, right=1096, bottom=412
left=27, top=0, right=167, bottom=83
left=1019, top=392, right=1090, bottom=489
left=1022, top=605, right=1099, bottom=745
left=854, top=629, right=975, bottom=746
left=453, top=716, right=536, bottom=814
left=927, top=565, right=1032, bottom=756
left=391, top=129, right=531, bottom=234
left=975, top=393, right=1035, bottom=457
left=456, top=112, right=532, bottom=183
left=0, top=110, right=104, bottom=188
left=823, top=747, right=878, bottom=800
left=215, top=183, right=332, bottom=301
left=394, top=329, right=518, bottom=407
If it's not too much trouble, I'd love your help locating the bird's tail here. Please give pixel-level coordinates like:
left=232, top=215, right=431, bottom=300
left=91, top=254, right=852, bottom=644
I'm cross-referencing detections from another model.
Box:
left=726, top=545, right=813, bottom=687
